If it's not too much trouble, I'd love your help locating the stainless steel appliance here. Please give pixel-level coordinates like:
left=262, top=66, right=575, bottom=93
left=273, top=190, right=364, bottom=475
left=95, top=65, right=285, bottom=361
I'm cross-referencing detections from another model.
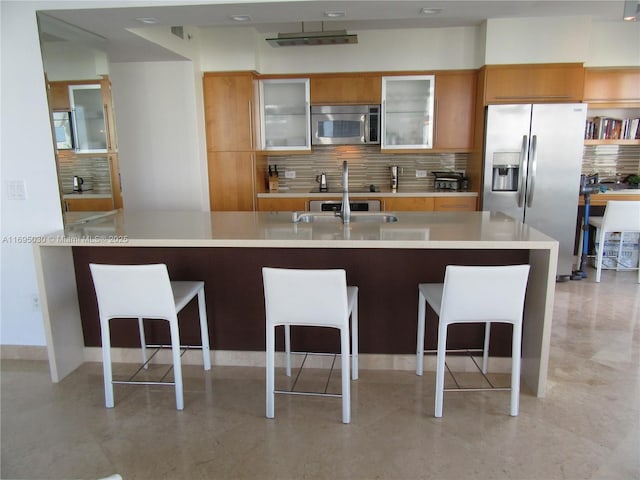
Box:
left=482, top=103, right=587, bottom=279
left=72, top=176, right=84, bottom=192
left=316, top=172, right=328, bottom=192
left=433, top=171, right=468, bottom=191
left=390, top=165, right=399, bottom=191
left=311, top=105, right=380, bottom=145
left=309, top=200, right=381, bottom=212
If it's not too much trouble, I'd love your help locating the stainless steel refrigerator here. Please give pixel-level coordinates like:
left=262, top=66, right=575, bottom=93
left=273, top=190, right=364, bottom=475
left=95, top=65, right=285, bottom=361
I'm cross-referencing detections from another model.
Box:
left=482, top=104, right=587, bottom=279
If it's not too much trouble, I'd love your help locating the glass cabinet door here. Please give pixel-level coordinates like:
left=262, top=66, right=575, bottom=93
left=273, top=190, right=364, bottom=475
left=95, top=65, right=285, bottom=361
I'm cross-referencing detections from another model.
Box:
left=260, top=79, right=310, bottom=151
left=381, top=75, right=435, bottom=149
left=69, top=84, right=108, bottom=153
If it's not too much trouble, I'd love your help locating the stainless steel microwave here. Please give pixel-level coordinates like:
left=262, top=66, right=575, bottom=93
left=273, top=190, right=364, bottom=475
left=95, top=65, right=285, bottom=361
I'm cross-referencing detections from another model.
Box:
left=311, top=105, right=380, bottom=145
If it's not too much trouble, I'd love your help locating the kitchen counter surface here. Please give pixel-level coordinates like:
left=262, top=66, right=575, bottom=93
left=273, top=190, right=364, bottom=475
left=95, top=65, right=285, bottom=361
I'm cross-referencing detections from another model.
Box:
left=44, top=209, right=556, bottom=250
left=34, top=209, right=558, bottom=399
left=578, top=189, right=640, bottom=206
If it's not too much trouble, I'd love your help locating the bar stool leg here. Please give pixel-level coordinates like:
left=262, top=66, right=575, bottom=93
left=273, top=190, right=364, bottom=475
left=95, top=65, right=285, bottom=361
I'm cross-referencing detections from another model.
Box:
left=285, top=324, right=292, bottom=377
left=340, top=327, right=351, bottom=424
left=266, top=325, right=275, bottom=419
left=169, top=320, right=184, bottom=410
left=416, top=290, right=426, bottom=376
left=197, top=288, right=211, bottom=370
left=138, top=317, right=148, bottom=369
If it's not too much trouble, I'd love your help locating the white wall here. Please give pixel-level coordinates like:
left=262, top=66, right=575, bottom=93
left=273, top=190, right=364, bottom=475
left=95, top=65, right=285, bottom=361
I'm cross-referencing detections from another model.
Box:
left=586, top=21, right=640, bottom=66
left=199, top=26, right=483, bottom=72
left=109, top=61, right=207, bottom=211
left=41, top=42, right=109, bottom=80
left=485, top=16, right=640, bottom=66
left=1, top=2, right=64, bottom=345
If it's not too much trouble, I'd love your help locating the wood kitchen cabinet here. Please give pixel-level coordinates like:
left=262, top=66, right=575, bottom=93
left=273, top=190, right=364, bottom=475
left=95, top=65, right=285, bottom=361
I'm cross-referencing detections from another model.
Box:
left=384, top=197, right=434, bottom=211
left=482, top=63, right=584, bottom=104
left=434, top=70, right=477, bottom=151
left=434, top=196, right=477, bottom=211
left=583, top=68, right=640, bottom=146
left=583, top=68, right=640, bottom=107
left=257, top=197, right=308, bottom=211
left=47, top=82, right=71, bottom=111
left=203, top=72, right=262, bottom=211
left=64, top=197, right=114, bottom=212
left=203, top=72, right=256, bottom=152
left=207, top=152, right=255, bottom=211
left=310, top=73, right=381, bottom=105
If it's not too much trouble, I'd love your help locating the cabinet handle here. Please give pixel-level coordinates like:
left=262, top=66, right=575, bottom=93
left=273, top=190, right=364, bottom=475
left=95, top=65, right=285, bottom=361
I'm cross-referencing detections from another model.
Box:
left=494, top=95, right=572, bottom=99
left=433, top=98, right=438, bottom=145
left=248, top=101, right=253, bottom=149
left=103, top=104, right=112, bottom=151
left=70, top=108, right=80, bottom=152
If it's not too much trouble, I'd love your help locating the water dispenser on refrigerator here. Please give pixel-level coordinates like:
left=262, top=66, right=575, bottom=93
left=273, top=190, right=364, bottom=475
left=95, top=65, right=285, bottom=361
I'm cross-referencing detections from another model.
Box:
left=491, top=152, right=519, bottom=192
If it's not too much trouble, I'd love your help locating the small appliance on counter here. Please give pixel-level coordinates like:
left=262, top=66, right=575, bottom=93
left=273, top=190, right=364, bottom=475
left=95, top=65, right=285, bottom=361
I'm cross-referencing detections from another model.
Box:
left=316, top=172, right=328, bottom=192
left=432, top=171, right=468, bottom=191
left=71, top=175, right=93, bottom=193
left=390, top=165, right=399, bottom=191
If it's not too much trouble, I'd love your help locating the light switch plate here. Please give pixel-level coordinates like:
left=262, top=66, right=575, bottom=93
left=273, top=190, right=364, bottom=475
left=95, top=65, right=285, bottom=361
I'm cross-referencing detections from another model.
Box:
left=416, top=170, right=427, bottom=178
left=7, top=180, right=27, bottom=200
left=285, top=170, right=296, bottom=179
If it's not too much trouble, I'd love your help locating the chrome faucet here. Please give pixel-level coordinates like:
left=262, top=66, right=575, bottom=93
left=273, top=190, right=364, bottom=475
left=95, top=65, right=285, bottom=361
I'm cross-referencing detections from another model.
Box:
left=337, top=161, right=351, bottom=224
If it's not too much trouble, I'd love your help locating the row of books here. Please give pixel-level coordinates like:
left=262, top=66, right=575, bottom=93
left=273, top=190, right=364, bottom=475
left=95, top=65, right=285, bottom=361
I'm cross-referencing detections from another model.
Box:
left=585, top=116, right=640, bottom=140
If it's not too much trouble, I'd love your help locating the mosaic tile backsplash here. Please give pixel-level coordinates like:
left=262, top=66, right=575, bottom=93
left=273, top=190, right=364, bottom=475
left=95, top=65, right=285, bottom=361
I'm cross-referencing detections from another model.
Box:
left=58, top=155, right=113, bottom=194
left=581, top=145, right=640, bottom=182
left=267, top=144, right=639, bottom=192
left=267, top=146, right=469, bottom=192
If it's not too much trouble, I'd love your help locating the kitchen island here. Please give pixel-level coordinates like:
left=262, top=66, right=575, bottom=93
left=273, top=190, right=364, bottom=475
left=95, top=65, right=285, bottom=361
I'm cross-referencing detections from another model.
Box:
left=33, top=209, right=558, bottom=397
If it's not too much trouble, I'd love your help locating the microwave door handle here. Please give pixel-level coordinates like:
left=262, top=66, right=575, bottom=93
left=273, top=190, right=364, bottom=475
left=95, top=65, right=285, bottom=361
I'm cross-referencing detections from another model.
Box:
left=363, top=113, right=370, bottom=143
left=517, top=135, right=528, bottom=208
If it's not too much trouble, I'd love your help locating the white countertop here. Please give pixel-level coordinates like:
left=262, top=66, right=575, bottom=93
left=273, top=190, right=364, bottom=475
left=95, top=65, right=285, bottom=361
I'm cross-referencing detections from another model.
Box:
left=44, top=209, right=557, bottom=250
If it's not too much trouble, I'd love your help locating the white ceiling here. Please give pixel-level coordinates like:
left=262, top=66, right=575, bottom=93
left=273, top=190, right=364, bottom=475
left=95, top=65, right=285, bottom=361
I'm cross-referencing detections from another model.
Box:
left=38, top=0, right=634, bottom=62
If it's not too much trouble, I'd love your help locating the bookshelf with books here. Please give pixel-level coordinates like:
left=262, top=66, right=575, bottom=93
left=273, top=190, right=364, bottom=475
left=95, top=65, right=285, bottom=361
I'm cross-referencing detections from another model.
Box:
left=584, top=108, right=640, bottom=145
left=583, top=68, right=640, bottom=146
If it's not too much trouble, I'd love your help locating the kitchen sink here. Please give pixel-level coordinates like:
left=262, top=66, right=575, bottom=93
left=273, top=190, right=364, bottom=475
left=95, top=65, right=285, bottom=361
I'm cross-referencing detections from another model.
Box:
left=292, top=212, right=399, bottom=223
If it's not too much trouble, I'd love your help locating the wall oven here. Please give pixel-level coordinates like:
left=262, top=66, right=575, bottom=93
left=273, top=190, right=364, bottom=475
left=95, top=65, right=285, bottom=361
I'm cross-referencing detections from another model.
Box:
left=311, top=105, right=380, bottom=145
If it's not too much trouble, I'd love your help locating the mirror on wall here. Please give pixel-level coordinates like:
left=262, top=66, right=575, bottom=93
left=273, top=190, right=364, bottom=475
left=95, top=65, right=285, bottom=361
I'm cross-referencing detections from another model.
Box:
left=37, top=12, right=123, bottom=215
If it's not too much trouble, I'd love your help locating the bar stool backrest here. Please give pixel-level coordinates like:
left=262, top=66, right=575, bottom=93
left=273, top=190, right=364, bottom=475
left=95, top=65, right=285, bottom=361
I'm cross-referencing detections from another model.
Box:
left=89, top=263, right=177, bottom=321
left=440, top=265, right=530, bottom=326
left=602, top=201, right=640, bottom=233
left=262, top=267, right=349, bottom=328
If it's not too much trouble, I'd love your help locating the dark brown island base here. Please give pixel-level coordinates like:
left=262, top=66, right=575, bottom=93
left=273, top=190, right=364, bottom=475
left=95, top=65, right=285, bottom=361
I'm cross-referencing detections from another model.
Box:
left=34, top=210, right=558, bottom=397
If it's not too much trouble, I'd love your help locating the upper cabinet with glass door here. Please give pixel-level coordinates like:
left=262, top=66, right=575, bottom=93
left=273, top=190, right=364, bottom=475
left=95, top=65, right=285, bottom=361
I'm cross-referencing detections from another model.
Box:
left=68, top=84, right=108, bottom=153
left=259, top=78, right=311, bottom=151
left=381, top=75, right=435, bottom=149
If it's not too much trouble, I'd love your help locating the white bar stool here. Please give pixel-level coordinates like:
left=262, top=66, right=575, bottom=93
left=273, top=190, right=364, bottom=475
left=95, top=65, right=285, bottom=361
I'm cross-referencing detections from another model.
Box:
left=262, top=267, right=358, bottom=424
left=416, top=265, right=530, bottom=417
left=89, top=263, right=211, bottom=410
left=590, top=201, right=640, bottom=283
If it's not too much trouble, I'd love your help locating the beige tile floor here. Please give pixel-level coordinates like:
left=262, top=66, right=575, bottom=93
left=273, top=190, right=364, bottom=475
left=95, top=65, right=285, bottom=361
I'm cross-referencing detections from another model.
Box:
left=2, top=269, right=639, bottom=480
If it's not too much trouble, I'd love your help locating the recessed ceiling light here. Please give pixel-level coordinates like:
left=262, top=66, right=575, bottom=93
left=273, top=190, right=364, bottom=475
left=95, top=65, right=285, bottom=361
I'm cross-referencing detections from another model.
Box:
left=229, top=14, right=252, bottom=22
left=135, top=17, right=159, bottom=25
left=324, top=11, right=346, bottom=18
left=420, top=8, right=442, bottom=15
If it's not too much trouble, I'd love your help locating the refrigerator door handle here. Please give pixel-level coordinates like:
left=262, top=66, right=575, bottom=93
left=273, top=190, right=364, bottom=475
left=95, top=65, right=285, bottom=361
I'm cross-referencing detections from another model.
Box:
left=517, top=135, right=528, bottom=208
left=526, top=135, right=538, bottom=208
